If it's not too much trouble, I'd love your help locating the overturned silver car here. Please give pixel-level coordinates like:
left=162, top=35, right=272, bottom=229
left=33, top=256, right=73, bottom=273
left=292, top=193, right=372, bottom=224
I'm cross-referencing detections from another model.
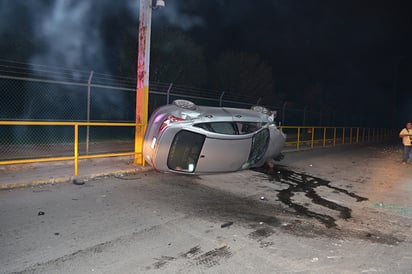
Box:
left=143, top=100, right=286, bottom=174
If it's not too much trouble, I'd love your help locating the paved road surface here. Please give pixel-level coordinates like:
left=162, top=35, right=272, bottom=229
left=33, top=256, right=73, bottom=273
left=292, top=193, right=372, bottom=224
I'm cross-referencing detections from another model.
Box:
left=1, top=144, right=412, bottom=273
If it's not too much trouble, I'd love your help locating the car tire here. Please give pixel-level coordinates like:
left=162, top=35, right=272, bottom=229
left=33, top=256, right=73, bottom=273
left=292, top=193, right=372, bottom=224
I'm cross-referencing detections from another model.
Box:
left=173, top=99, right=197, bottom=110
left=251, top=105, right=270, bottom=115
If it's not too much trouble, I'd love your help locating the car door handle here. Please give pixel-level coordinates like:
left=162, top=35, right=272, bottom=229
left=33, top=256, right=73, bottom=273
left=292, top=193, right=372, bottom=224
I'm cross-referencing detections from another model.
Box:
left=200, top=155, right=205, bottom=158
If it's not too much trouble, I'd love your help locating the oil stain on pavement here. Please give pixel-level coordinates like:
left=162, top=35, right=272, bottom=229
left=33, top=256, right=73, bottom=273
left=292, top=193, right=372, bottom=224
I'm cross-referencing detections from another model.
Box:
left=253, top=165, right=368, bottom=228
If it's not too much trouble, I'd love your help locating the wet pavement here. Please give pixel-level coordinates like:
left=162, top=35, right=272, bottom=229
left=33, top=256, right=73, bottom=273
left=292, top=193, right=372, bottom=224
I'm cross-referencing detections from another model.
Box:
left=253, top=165, right=368, bottom=228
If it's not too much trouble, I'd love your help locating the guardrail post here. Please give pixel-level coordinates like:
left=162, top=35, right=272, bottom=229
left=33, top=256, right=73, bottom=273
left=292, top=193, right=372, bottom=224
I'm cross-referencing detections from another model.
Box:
left=356, top=128, right=360, bottom=144
left=362, top=128, right=365, bottom=143
left=342, top=128, right=345, bottom=144
left=297, top=127, right=301, bottom=151
left=368, top=128, right=371, bottom=142
left=74, top=123, right=79, bottom=176
left=323, top=127, right=327, bottom=147
left=333, top=128, right=337, bottom=146
left=350, top=128, right=353, bottom=144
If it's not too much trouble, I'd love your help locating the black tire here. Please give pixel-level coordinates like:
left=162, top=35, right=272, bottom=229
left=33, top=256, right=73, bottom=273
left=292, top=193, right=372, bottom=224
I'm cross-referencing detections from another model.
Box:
left=173, top=99, right=197, bottom=110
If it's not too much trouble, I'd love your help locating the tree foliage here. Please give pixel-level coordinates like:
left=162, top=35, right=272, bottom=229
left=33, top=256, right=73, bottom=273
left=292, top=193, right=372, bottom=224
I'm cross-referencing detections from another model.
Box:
left=150, top=27, right=208, bottom=87
left=211, top=51, right=274, bottom=100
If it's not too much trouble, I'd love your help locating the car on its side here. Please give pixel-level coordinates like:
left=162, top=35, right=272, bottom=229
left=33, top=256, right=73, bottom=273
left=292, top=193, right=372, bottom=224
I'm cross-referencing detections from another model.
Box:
left=143, top=100, right=286, bottom=174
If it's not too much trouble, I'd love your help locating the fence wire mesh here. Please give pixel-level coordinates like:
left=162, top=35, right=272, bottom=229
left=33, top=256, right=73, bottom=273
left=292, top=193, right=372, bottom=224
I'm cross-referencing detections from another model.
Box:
left=0, top=60, right=383, bottom=162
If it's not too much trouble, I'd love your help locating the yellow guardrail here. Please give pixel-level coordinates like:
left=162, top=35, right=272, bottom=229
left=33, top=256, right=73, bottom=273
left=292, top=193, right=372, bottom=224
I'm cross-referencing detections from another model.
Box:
left=0, top=122, right=396, bottom=176
left=278, top=126, right=396, bottom=151
left=0, top=121, right=144, bottom=176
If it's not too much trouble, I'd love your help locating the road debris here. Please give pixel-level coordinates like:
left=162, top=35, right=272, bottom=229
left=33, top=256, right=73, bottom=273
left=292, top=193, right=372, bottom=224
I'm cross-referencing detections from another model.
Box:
left=72, top=179, right=85, bottom=185
left=37, top=211, right=45, bottom=216
left=221, top=221, right=234, bottom=228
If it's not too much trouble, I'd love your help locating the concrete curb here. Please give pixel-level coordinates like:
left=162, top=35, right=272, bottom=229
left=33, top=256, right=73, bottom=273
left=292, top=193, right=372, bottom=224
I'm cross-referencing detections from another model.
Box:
left=0, top=166, right=152, bottom=190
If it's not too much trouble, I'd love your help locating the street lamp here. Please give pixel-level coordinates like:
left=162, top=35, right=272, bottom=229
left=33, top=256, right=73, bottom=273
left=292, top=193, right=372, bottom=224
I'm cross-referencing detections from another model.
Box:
left=134, top=0, right=165, bottom=165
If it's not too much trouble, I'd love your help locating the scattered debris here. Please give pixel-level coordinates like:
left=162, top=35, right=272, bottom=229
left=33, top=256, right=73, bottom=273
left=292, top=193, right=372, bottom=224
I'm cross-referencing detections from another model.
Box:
left=260, top=196, right=266, bottom=201
left=221, top=221, right=234, bottom=228
left=72, top=179, right=85, bottom=185
left=54, top=232, right=60, bottom=236
left=38, top=211, right=45, bottom=216
left=327, top=256, right=340, bottom=259
left=311, top=257, right=319, bottom=262
left=259, top=222, right=264, bottom=225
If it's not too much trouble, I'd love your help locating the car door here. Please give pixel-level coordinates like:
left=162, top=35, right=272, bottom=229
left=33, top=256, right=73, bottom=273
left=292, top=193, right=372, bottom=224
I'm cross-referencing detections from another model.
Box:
left=193, top=122, right=253, bottom=173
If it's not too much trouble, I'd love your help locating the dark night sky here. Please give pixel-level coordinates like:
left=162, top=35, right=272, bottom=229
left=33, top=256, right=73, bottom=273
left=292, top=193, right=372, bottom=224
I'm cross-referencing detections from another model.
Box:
left=1, top=0, right=412, bottom=126
left=172, top=0, right=412, bottom=117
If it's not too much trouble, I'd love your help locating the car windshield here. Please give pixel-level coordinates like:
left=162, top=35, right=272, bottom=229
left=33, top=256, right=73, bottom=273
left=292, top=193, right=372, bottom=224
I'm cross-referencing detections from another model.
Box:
left=195, top=122, right=263, bottom=135
left=167, top=130, right=205, bottom=173
left=248, top=128, right=270, bottom=164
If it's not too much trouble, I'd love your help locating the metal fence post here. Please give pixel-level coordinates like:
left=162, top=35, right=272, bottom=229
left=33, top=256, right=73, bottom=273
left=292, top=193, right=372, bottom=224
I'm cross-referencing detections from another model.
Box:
left=166, top=82, right=173, bottom=104
left=282, top=101, right=287, bottom=126
left=219, top=91, right=225, bottom=107
left=86, top=70, right=94, bottom=155
left=303, top=105, right=308, bottom=125
left=311, top=127, right=315, bottom=149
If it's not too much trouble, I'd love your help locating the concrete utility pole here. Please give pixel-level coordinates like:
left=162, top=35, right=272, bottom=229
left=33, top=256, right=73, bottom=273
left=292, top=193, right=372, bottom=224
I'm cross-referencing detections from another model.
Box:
left=135, top=0, right=152, bottom=164
left=134, top=0, right=165, bottom=165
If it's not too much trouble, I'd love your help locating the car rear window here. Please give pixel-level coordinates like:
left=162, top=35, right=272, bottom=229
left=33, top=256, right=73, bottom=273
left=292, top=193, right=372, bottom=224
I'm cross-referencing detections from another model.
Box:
left=167, top=130, right=206, bottom=173
left=248, top=128, right=270, bottom=164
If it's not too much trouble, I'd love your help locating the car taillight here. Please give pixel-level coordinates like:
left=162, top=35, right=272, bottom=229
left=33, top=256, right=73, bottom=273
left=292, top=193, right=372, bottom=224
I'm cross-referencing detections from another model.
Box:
left=158, top=115, right=185, bottom=132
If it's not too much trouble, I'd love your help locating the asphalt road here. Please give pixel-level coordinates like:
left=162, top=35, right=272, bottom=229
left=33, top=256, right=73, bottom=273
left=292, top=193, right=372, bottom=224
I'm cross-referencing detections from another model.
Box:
left=1, top=144, right=412, bottom=273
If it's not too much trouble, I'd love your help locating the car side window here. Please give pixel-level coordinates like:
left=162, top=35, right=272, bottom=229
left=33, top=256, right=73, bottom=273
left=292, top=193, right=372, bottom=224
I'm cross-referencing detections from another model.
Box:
left=195, top=122, right=264, bottom=135
left=236, top=122, right=262, bottom=134
left=167, top=130, right=205, bottom=173
left=194, top=122, right=238, bottom=135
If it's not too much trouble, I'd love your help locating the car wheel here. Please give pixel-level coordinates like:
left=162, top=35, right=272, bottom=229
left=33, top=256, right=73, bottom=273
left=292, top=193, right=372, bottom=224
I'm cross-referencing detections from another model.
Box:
left=173, top=99, right=197, bottom=110
left=251, top=105, right=270, bottom=115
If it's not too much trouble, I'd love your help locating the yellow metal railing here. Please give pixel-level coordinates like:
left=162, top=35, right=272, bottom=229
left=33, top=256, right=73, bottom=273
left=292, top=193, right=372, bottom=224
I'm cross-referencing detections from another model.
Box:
left=0, top=122, right=397, bottom=176
left=0, top=121, right=144, bottom=176
left=279, top=126, right=396, bottom=151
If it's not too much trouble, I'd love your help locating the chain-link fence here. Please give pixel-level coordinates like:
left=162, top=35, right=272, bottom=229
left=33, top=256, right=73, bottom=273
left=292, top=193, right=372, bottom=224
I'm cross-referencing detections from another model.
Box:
left=0, top=60, right=372, bottom=162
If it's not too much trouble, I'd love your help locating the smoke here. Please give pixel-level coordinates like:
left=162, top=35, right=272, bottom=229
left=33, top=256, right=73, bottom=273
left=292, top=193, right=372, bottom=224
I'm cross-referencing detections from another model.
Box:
left=30, top=1, right=109, bottom=77
left=27, top=0, right=203, bottom=76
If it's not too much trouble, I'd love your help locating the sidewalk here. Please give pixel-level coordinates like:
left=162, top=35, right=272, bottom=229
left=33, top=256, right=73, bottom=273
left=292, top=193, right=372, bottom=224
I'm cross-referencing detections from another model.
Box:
left=0, top=156, right=151, bottom=190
